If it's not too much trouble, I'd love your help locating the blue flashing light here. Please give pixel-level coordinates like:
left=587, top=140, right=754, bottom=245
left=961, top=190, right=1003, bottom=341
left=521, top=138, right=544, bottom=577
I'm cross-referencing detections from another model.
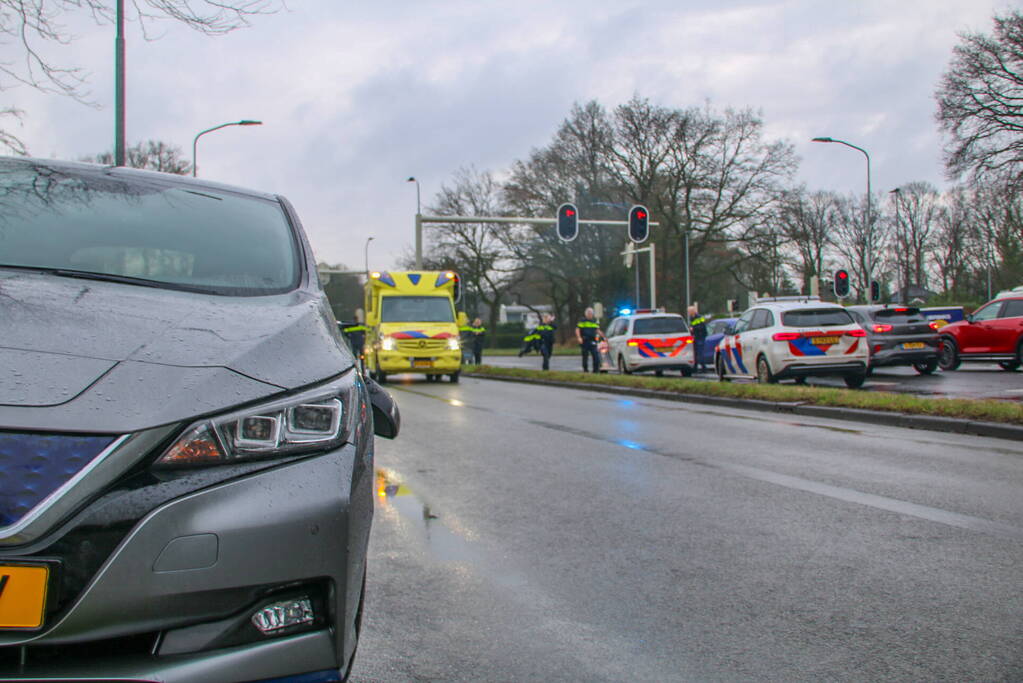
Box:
left=619, top=308, right=632, bottom=316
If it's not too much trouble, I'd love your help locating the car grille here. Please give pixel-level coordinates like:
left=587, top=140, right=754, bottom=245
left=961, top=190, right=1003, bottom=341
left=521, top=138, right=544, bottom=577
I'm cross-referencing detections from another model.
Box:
left=0, top=432, right=117, bottom=529
left=396, top=339, right=447, bottom=352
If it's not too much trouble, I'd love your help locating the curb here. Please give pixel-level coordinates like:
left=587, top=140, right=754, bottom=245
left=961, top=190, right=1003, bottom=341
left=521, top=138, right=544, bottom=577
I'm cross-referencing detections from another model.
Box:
left=463, top=372, right=1023, bottom=442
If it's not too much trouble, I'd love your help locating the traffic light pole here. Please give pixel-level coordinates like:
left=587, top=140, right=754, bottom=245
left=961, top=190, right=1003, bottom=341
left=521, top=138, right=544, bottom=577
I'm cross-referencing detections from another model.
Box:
left=413, top=214, right=660, bottom=269
left=619, top=243, right=657, bottom=309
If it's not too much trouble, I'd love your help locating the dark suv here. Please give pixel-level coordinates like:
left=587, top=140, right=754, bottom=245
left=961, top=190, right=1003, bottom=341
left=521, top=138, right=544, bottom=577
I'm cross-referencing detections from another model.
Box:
left=847, top=305, right=941, bottom=374
left=937, top=296, right=1023, bottom=371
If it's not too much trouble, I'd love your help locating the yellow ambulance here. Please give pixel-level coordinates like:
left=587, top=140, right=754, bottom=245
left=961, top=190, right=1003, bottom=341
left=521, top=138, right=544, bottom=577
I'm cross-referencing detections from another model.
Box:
left=364, top=270, right=462, bottom=383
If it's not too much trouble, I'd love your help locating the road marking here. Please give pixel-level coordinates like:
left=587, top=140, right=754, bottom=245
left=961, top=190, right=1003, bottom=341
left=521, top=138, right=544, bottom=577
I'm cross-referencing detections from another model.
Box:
left=392, top=384, right=1023, bottom=541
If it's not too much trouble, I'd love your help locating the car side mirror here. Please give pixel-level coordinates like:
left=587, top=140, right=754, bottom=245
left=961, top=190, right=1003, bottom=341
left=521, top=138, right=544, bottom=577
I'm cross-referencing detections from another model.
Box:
left=965, top=313, right=975, bottom=324
left=366, top=378, right=400, bottom=439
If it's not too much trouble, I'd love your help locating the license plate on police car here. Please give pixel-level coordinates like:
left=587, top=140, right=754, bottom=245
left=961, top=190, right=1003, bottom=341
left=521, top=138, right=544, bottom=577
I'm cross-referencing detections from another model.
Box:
left=0, top=564, right=49, bottom=629
left=811, top=336, right=840, bottom=345
left=412, top=359, right=433, bottom=368
left=902, top=342, right=925, bottom=350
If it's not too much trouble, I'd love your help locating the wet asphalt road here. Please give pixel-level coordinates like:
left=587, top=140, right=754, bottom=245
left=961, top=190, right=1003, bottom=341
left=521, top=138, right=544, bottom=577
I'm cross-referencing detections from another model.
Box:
left=486, top=353, right=1023, bottom=401
left=351, top=376, right=1023, bottom=682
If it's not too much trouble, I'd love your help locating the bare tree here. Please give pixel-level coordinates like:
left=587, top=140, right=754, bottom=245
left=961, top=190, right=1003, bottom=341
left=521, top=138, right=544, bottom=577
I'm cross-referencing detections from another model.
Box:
left=932, top=186, right=974, bottom=298
left=81, top=139, right=192, bottom=174
left=1, top=0, right=278, bottom=152
left=774, top=187, right=836, bottom=293
left=936, top=10, right=1023, bottom=186
left=890, top=182, right=940, bottom=299
left=425, top=166, right=527, bottom=335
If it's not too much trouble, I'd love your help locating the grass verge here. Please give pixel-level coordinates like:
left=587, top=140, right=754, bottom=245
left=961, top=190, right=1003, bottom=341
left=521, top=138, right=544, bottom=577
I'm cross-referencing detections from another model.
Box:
left=464, top=365, right=1023, bottom=426
left=484, top=347, right=580, bottom=357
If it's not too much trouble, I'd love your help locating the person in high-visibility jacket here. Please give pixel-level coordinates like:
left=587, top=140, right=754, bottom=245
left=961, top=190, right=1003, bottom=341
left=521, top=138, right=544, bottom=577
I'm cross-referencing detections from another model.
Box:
left=536, top=313, right=557, bottom=371
left=518, top=326, right=542, bottom=356
left=340, top=319, right=368, bottom=372
left=468, top=317, right=486, bottom=365
left=688, top=305, right=708, bottom=372
left=575, top=307, right=604, bottom=373
left=458, top=318, right=475, bottom=364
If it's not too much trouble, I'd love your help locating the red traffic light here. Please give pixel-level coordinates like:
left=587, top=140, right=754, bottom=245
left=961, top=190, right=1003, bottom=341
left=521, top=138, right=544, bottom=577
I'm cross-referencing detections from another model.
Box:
left=565, top=209, right=576, bottom=217
left=833, top=269, right=850, bottom=297
left=628, top=204, right=649, bottom=243
left=557, top=202, right=579, bottom=242
left=838, top=271, right=848, bottom=279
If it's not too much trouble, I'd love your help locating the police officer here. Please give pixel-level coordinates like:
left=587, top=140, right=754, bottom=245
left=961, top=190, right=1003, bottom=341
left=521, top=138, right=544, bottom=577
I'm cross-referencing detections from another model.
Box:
left=688, top=305, right=708, bottom=372
left=340, top=317, right=368, bottom=373
left=469, top=317, right=486, bottom=365
left=576, top=307, right=603, bottom=373
left=518, top=326, right=541, bottom=357
left=536, top=313, right=557, bottom=371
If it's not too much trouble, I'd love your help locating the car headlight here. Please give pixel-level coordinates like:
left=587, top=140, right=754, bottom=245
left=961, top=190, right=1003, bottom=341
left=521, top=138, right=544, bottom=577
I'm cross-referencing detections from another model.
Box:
left=154, top=372, right=358, bottom=468
left=380, top=336, right=396, bottom=351
left=448, top=337, right=460, bottom=351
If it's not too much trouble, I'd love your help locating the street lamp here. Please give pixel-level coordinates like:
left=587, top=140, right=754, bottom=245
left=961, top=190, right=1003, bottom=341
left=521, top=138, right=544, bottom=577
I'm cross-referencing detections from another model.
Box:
left=890, top=188, right=901, bottom=301
left=192, top=120, right=263, bottom=177
left=812, top=136, right=873, bottom=302
left=407, top=177, right=423, bottom=269
left=364, top=236, right=375, bottom=276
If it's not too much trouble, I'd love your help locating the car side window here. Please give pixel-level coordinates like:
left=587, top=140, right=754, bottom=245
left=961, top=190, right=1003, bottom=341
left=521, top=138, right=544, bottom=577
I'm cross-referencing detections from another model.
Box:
left=749, top=309, right=766, bottom=329
left=1000, top=299, right=1023, bottom=319
left=733, top=310, right=755, bottom=333
left=849, top=310, right=865, bottom=324
left=973, top=302, right=1003, bottom=322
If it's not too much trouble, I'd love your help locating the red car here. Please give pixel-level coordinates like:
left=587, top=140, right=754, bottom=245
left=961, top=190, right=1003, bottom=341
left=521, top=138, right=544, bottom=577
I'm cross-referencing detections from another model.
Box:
left=937, top=296, right=1023, bottom=370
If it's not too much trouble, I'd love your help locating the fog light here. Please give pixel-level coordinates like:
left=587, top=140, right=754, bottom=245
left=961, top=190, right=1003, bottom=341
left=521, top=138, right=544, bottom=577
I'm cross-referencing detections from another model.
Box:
left=251, top=597, right=314, bottom=634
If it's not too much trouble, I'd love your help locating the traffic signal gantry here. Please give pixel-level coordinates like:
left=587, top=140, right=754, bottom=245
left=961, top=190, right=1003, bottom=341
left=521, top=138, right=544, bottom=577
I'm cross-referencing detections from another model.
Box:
left=413, top=203, right=657, bottom=268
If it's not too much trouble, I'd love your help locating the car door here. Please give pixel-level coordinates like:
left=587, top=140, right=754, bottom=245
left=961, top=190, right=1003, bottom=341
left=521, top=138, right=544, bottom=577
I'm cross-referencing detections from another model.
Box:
left=606, top=318, right=626, bottom=363
left=960, top=301, right=1004, bottom=353
left=723, top=310, right=755, bottom=376
left=741, top=309, right=770, bottom=371
left=990, top=298, right=1023, bottom=353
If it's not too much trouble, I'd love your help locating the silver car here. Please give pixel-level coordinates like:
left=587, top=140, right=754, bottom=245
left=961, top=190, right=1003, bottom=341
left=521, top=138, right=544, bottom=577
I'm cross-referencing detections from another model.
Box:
left=0, top=157, right=398, bottom=682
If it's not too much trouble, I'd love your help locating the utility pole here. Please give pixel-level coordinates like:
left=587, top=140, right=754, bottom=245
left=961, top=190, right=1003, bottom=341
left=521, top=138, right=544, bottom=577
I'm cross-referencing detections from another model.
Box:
left=114, top=0, right=126, bottom=166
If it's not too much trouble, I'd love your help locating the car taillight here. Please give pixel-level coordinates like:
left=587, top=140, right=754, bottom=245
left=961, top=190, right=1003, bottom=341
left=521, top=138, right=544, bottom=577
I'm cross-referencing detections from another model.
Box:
left=928, top=320, right=943, bottom=330
left=846, top=328, right=867, bottom=337
left=871, top=324, right=893, bottom=333
left=772, top=332, right=800, bottom=341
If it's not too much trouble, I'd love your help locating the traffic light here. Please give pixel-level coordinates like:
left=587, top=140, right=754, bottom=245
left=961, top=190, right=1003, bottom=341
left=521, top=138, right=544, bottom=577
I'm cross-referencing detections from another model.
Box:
left=557, top=203, right=578, bottom=242
left=834, top=269, right=850, bottom=298
left=628, top=205, right=649, bottom=243
left=870, top=280, right=880, bottom=302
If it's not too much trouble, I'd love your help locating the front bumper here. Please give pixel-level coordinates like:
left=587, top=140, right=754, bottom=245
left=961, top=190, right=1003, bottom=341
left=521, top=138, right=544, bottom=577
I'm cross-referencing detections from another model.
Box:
left=376, top=350, right=461, bottom=374
left=0, top=446, right=372, bottom=683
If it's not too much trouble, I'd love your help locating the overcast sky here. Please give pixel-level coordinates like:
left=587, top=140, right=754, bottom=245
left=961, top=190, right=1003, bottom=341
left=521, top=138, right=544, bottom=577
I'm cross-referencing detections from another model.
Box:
left=6, top=0, right=1016, bottom=271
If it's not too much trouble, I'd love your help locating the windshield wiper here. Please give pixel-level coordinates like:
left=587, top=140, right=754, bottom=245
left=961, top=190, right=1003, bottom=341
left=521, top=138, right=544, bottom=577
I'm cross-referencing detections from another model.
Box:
left=0, top=264, right=219, bottom=294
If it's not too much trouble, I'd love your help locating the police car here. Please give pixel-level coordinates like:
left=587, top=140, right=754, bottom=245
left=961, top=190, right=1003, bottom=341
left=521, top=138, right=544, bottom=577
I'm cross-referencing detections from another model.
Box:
left=715, top=297, right=869, bottom=387
left=604, top=309, right=695, bottom=376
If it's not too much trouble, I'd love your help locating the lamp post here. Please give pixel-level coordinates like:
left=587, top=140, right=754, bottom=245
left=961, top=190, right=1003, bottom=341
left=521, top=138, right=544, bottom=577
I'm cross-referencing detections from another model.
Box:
left=364, top=236, right=375, bottom=276
left=407, top=177, right=422, bottom=269
left=890, top=188, right=902, bottom=301
left=192, top=120, right=262, bottom=177
left=114, top=0, right=126, bottom=166
left=812, top=137, right=873, bottom=302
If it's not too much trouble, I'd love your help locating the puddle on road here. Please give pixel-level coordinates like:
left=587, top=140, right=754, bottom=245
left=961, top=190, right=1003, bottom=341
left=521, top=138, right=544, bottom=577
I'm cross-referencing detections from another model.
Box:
left=374, top=468, right=528, bottom=590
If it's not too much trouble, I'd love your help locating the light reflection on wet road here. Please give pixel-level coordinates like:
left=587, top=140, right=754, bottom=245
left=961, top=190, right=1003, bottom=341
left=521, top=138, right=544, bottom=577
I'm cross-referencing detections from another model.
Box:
left=351, top=376, right=1023, bottom=682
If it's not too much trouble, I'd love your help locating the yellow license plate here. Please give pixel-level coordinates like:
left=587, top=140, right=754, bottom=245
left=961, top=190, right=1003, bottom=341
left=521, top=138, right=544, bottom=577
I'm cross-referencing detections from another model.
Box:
left=0, top=564, right=49, bottom=629
left=811, top=336, right=840, bottom=345
left=902, top=342, right=925, bottom=350
left=412, top=360, right=433, bottom=368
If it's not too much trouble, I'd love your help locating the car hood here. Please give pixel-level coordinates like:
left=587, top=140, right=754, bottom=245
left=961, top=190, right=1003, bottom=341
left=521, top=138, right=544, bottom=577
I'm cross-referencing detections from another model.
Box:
left=0, top=271, right=351, bottom=432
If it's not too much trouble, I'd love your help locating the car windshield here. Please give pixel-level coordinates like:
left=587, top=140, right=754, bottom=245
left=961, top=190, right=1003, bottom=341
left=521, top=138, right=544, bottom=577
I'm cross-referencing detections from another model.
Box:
left=0, top=160, right=299, bottom=295
left=381, top=295, right=454, bottom=323
left=782, top=308, right=854, bottom=327
left=632, top=317, right=688, bottom=334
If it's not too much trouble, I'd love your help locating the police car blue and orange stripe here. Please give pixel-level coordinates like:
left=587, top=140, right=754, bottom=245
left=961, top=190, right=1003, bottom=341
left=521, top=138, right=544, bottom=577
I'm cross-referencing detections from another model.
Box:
left=627, top=336, right=693, bottom=358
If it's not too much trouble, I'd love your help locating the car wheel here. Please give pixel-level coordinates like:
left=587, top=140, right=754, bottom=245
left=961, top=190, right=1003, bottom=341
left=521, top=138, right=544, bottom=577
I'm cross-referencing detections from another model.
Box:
left=449, top=371, right=460, bottom=383
left=998, top=360, right=1021, bottom=371
left=865, top=365, right=874, bottom=377
left=617, top=355, right=632, bottom=375
left=681, top=367, right=693, bottom=377
left=376, top=371, right=387, bottom=384
left=913, top=359, right=938, bottom=375
left=793, top=376, right=807, bottom=385
left=756, top=355, right=776, bottom=384
left=655, top=369, right=664, bottom=377
left=938, top=337, right=961, bottom=370
left=715, top=354, right=730, bottom=382
left=844, top=372, right=867, bottom=389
